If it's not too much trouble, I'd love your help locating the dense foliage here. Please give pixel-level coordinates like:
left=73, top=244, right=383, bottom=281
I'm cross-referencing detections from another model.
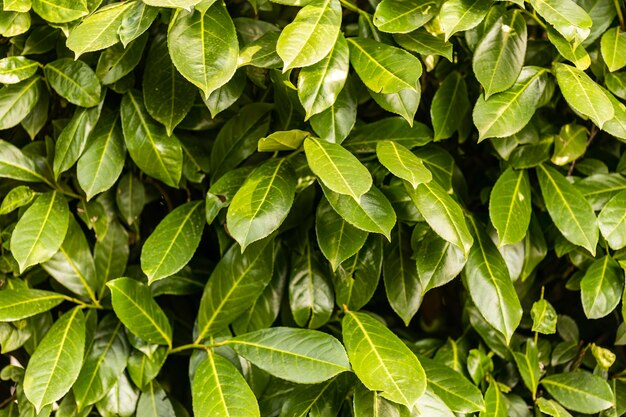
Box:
left=1, top=0, right=626, bottom=415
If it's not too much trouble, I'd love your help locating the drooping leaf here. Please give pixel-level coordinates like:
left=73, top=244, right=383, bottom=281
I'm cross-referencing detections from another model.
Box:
left=141, top=201, right=205, bottom=283
left=415, top=229, right=466, bottom=293
left=541, top=371, right=613, bottom=414
left=580, top=255, right=624, bottom=319
left=107, top=278, right=173, bottom=346
left=376, top=140, right=432, bottom=188
left=439, top=0, right=492, bottom=40
left=342, top=310, right=426, bottom=408
left=529, top=0, right=592, bottom=45
left=489, top=167, right=532, bottom=246
left=512, top=340, right=540, bottom=397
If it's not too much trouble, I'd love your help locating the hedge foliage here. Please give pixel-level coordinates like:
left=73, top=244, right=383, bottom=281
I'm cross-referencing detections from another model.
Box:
left=1, top=0, right=626, bottom=415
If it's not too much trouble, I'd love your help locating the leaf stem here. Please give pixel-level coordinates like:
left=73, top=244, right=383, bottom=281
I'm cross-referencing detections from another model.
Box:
left=615, top=0, right=625, bottom=31
left=169, top=341, right=227, bottom=354
left=62, top=295, right=102, bottom=309
left=339, top=0, right=366, bottom=14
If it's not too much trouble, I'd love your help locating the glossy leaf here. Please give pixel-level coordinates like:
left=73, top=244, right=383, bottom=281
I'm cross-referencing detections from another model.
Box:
left=0, top=76, right=43, bottom=130
left=376, top=141, right=432, bottom=188
left=598, top=189, right=626, bottom=250
left=440, top=0, right=492, bottom=40
left=541, top=371, right=613, bottom=414
left=31, top=0, right=88, bottom=23
left=44, top=59, right=101, bottom=108
left=0, top=289, right=65, bottom=322
left=431, top=72, right=469, bottom=140
left=580, top=255, right=624, bottom=319
left=0, top=56, right=38, bottom=84
left=373, top=0, right=439, bottom=33
left=489, top=167, right=532, bottom=246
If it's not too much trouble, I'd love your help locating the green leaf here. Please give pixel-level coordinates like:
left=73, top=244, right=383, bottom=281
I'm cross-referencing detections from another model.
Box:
left=530, top=298, right=557, bottom=334
left=0, top=185, right=36, bottom=215
left=419, top=356, right=484, bottom=413
left=342, top=311, right=426, bottom=408
left=204, top=70, right=246, bottom=118
left=541, top=371, right=613, bottom=414
left=144, top=0, right=201, bottom=7
left=107, top=278, right=173, bottom=346
left=23, top=308, right=86, bottom=412
left=95, top=373, right=138, bottom=417
left=353, top=382, right=410, bottom=417
left=480, top=381, right=507, bottom=417
left=118, top=1, right=159, bottom=47
left=316, top=196, right=368, bottom=270
left=394, top=29, right=453, bottom=61
left=529, top=0, right=592, bottom=45
left=373, top=0, right=439, bottom=34
left=31, top=0, right=88, bottom=23
left=546, top=26, right=591, bottom=70
left=44, top=59, right=101, bottom=107
left=196, top=239, right=274, bottom=341
left=0, top=56, right=38, bottom=84
left=554, top=63, right=614, bottom=129
left=237, top=31, right=281, bottom=68
left=465, top=216, right=522, bottom=343
left=309, top=78, right=358, bottom=143
left=489, top=167, right=531, bottom=246
left=369, top=86, right=420, bottom=126
left=304, top=137, right=373, bottom=199
left=383, top=226, right=421, bottom=325
left=229, top=327, right=350, bottom=383
left=0, top=76, right=44, bottom=129
left=473, top=10, right=527, bottom=97
left=73, top=316, right=129, bottom=408
left=512, top=340, right=540, bottom=397
left=258, top=130, right=310, bottom=152
left=53, top=105, right=102, bottom=179
left=415, top=230, right=466, bottom=293
left=551, top=123, right=587, bottom=165
left=376, top=140, right=432, bottom=188
left=10, top=191, right=70, bottom=273
left=439, top=0, right=492, bottom=40
left=536, top=164, right=598, bottom=255
left=77, top=111, right=126, bottom=200
left=116, top=173, right=146, bottom=226
left=276, top=0, right=342, bottom=70
left=96, top=33, right=148, bottom=85
left=473, top=67, right=549, bottom=140
left=601, top=27, right=626, bottom=72
left=192, top=350, right=260, bottom=417
left=298, top=32, right=349, bottom=119
left=141, top=201, right=204, bottom=283
left=0, top=289, right=64, bottom=322
left=41, top=216, right=98, bottom=301
left=431, top=72, right=469, bottom=141
left=168, top=2, right=238, bottom=99
left=536, top=398, right=574, bottom=417
left=0, top=138, right=48, bottom=183
left=344, top=117, right=432, bottom=154
left=66, top=2, right=133, bottom=57
left=598, top=189, right=626, bottom=250
left=322, top=184, right=396, bottom=239
left=580, top=255, right=624, bottom=319
left=120, top=89, right=183, bottom=187
left=136, top=381, right=175, bottom=417
left=95, top=221, right=129, bottom=284
left=143, top=35, right=196, bottom=135
left=227, top=159, right=297, bottom=250
left=347, top=37, right=421, bottom=94
left=406, top=181, right=473, bottom=255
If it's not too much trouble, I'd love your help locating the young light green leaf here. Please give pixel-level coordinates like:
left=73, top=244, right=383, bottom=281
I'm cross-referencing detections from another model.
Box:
left=77, top=112, right=126, bottom=200
left=120, top=89, right=183, bottom=187
left=0, top=289, right=65, bottom=322
left=415, top=230, right=466, bottom=293
left=31, top=0, right=88, bottom=23
left=168, top=2, right=238, bottom=99
left=196, top=239, right=274, bottom=341
left=546, top=26, right=591, bottom=70
left=370, top=86, right=420, bottom=126
left=227, top=159, right=296, bottom=250
left=144, top=0, right=201, bottom=7
left=541, top=371, right=613, bottom=414
left=258, top=130, right=310, bottom=152
left=310, top=78, right=358, bottom=143
left=107, top=278, right=173, bottom=346
left=118, top=1, right=159, bottom=47
left=529, top=0, right=592, bottom=45
left=11, top=191, right=69, bottom=272
left=598, top=189, right=626, bottom=250
left=480, top=381, right=507, bottom=417
left=44, top=59, right=101, bottom=108
left=512, top=340, right=540, bottom=397
left=0, top=185, right=36, bottom=215
left=0, top=76, right=43, bottom=129
left=536, top=164, right=598, bottom=255
left=394, top=29, right=453, bottom=61
left=419, top=356, right=485, bottom=413
left=347, top=37, right=422, bottom=94
left=383, top=226, right=422, bottom=325
left=473, top=67, right=549, bottom=140
left=304, top=137, right=373, bottom=199
left=316, top=196, right=368, bottom=270
left=298, top=32, right=349, bottom=119
left=353, top=382, right=410, bottom=417
left=554, top=63, right=613, bottom=129
left=431, top=72, right=469, bottom=140
left=580, top=255, right=624, bottom=319
left=276, top=0, right=342, bottom=70
left=536, top=398, right=574, bottom=417
left=0, top=139, right=48, bottom=183
left=23, top=308, right=86, bottom=412
left=473, top=10, right=527, bottom=97
left=73, top=316, right=129, bottom=409
left=551, top=124, right=587, bottom=165
left=531, top=298, right=557, bottom=334
left=229, top=327, right=350, bottom=383
left=489, top=167, right=531, bottom=246
left=406, top=181, right=473, bottom=255
left=192, top=350, right=260, bottom=417
left=342, top=311, right=426, bottom=408
left=141, top=201, right=204, bottom=283
left=322, top=184, right=396, bottom=239
left=439, top=0, right=492, bottom=40
left=66, top=2, right=133, bottom=57
left=601, top=27, right=626, bottom=72
left=0, top=56, right=38, bottom=84
left=374, top=0, right=439, bottom=34
left=376, top=140, right=432, bottom=188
